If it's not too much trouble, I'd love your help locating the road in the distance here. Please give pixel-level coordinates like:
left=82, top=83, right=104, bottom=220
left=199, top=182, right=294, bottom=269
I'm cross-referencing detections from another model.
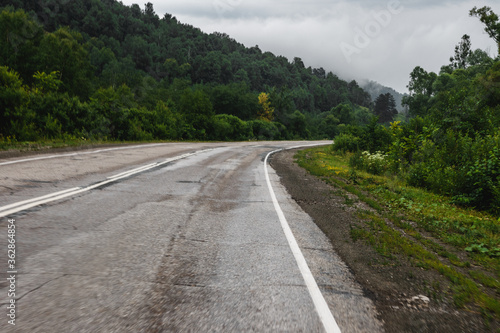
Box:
left=0, top=142, right=382, bottom=332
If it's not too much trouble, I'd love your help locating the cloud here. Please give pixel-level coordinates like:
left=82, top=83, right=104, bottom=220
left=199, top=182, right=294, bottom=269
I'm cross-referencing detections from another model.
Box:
left=123, top=0, right=500, bottom=92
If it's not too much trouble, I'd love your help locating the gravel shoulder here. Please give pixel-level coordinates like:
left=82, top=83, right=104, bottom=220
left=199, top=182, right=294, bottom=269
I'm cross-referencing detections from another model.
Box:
left=271, top=149, right=492, bottom=333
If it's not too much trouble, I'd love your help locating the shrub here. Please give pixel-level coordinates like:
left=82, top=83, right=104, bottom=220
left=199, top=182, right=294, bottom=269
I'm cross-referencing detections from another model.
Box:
left=362, top=151, right=389, bottom=175
left=211, top=114, right=252, bottom=141
left=457, top=141, right=500, bottom=213
left=248, top=120, right=284, bottom=140
left=349, top=150, right=364, bottom=170
left=332, top=133, right=361, bottom=153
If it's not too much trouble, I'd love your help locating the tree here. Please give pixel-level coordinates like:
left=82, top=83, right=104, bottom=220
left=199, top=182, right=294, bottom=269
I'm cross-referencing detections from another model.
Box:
left=257, top=92, right=274, bottom=121
left=143, top=2, right=159, bottom=27
left=288, top=110, right=308, bottom=138
left=0, top=66, right=30, bottom=137
left=90, top=84, right=137, bottom=139
left=268, top=86, right=294, bottom=124
left=347, top=80, right=372, bottom=108
left=0, top=1, right=398, bottom=141
left=123, top=35, right=152, bottom=71
left=33, top=70, right=62, bottom=93
left=0, top=7, right=42, bottom=83
left=374, top=93, right=398, bottom=123
left=470, top=6, right=500, bottom=54
left=210, top=83, right=258, bottom=120
left=450, top=34, right=472, bottom=69
left=179, top=89, right=214, bottom=138
left=407, top=66, right=436, bottom=96
left=403, top=66, right=437, bottom=117
left=36, top=27, right=93, bottom=98
left=331, top=103, right=353, bottom=125
left=318, top=113, right=340, bottom=138
left=478, top=61, right=500, bottom=108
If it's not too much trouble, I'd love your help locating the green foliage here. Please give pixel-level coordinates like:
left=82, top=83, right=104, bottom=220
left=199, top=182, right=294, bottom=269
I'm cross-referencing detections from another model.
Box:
left=470, top=6, right=500, bottom=54
left=0, top=2, right=379, bottom=144
left=0, top=7, right=42, bottom=81
left=179, top=89, right=214, bottom=139
left=316, top=112, right=340, bottom=139
left=33, top=71, right=61, bottom=92
left=373, top=93, right=398, bottom=123
left=332, top=133, right=361, bottom=153
left=0, top=65, right=32, bottom=139
left=35, top=27, right=93, bottom=98
left=346, top=6, right=500, bottom=215
left=332, top=117, right=392, bottom=154
left=127, top=108, right=155, bottom=141
left=209, top=83, right=258, bottom=120
left=456, top=138, right=500, bottom=213
left=89, top=85, right=137, bottom=139
left=357, top=151, right=390, bottom=175
left=248, top=119, right=285, bottom=140
left=334, top=54, right=500, bottom=216
left=211, top=114, right=251, bottom=141
left=449, top=34, right=472, bottom=70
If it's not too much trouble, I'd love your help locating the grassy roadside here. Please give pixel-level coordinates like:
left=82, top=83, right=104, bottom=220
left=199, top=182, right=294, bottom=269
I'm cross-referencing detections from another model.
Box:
left=0, top=137, right=121, bottom=152
left=0, top=137, right=184, bottom=157
left=295, top=146, right=500, bottom=322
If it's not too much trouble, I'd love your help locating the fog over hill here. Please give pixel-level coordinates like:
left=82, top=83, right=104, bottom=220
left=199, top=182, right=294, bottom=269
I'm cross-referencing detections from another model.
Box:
left=360, top=80, right=406, bottom=112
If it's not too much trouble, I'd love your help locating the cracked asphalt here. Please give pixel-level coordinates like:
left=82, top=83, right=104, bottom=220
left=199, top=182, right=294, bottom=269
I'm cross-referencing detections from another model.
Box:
left=0, top=142, right=382, bottom=332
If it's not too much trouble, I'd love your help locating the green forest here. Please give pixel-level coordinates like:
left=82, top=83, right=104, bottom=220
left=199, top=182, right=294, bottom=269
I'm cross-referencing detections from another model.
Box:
left=0, top=0, right=381, bottom=143
left=331, top=6, right=500, bottom=214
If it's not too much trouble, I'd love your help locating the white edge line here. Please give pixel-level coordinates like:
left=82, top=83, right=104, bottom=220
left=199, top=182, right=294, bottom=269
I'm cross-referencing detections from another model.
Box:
left=107, top=162, right=159, bottom=179
left=0, top=148, right=214, bottom=218
left=0, top=188, right=87, bottom=218
left=0, top=187, right=82, bottom=213
left=264, top=143, right=340, bottom=333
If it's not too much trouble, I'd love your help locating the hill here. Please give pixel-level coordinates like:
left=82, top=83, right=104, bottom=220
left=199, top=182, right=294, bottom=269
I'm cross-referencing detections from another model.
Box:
left=0, top=0, right=392, bottom=142
left=360, top=80, right=406, bottom=112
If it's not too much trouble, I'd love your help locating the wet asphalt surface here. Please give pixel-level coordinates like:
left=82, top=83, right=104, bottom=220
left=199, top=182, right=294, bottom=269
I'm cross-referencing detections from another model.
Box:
left=0, top=142, right=382, bottom=332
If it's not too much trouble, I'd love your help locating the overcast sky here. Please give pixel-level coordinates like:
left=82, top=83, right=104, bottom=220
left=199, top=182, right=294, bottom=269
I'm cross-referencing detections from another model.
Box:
left=121, top=0, right=499, bottom=93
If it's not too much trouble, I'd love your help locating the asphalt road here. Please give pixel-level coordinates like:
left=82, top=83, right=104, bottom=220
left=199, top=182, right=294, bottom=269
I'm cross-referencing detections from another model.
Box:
left=0, top=142, right=382, bottom=332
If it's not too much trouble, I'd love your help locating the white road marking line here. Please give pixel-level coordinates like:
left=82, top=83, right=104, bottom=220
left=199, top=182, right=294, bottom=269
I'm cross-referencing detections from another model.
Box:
left=106, top=162, right=159, bottom=179
left=0, top=187, right=89, bottom=218
left=0, top=187, right=82, bottom=213
left=0, top=149, right=213, bottom=218
left=264, top=144, right=340, bottom=333
left=0, top=143, right=170, bottom=166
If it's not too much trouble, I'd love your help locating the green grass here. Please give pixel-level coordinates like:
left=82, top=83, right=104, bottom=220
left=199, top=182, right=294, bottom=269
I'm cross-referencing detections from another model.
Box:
left=0, top=136, right=177, bottom=153
left=295, top=146, right=500, bottom=320
left=0, top=136, right=110, bottom=152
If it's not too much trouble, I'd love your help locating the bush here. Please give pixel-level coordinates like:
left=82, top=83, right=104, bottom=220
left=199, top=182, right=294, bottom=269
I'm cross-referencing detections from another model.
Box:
left=248, top=120, right=284, bottom=140
left=456, top=139, right=500, bottom=213
left=350, top=150, right=389, bottom=175
left=0, top=66, right=31, bottom=138
left=349, top=150, right=364, bottom=170
left=211, top=114, right=251, bottom=141
left=362, top=151, right=389, bottom=175
left=332, top=133, right=361, bottom=153
left=333, top=118, right=393, bottom=154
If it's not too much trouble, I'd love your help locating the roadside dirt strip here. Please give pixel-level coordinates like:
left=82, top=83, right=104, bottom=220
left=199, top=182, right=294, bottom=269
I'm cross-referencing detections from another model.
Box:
left=271, top=149, right=490, bottom=333
left=0, top=142, right=382, bottom=332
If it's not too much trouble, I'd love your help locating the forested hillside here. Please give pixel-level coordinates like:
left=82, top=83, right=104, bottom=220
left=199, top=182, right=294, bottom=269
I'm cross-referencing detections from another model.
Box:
left=0, top=0, right=379, bottom=142
left=361, top=80, right=405, bottom=113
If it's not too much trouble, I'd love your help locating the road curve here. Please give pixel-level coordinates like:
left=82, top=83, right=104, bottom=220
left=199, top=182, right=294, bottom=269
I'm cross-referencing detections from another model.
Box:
left=0, top=142, right=382, bottom=332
